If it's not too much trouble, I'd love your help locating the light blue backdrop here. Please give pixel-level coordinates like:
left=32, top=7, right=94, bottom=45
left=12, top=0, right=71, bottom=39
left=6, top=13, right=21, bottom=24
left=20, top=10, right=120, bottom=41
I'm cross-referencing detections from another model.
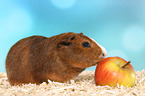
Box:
left=1, top=0, right=145, bottom=73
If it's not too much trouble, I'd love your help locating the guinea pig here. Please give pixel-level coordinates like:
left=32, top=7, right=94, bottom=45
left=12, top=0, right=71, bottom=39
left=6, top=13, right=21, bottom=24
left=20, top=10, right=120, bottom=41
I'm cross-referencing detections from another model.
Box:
left=6, top=32, right=107, bottom=85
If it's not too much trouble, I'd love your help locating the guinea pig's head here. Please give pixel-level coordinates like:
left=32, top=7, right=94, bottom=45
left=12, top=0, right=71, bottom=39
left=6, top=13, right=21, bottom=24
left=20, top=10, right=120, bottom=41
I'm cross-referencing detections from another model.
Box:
left=57, top=32, right=107, bottom=69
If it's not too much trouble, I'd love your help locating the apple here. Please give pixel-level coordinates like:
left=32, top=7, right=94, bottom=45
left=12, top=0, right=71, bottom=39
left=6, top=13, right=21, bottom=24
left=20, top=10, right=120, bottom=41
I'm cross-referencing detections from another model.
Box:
left=95, top=57, right=136, bottom=87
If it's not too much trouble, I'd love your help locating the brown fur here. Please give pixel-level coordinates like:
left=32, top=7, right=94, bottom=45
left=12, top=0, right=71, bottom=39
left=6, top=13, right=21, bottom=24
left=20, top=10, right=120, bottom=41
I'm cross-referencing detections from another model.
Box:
left=6, top=32, right=105, bottom=85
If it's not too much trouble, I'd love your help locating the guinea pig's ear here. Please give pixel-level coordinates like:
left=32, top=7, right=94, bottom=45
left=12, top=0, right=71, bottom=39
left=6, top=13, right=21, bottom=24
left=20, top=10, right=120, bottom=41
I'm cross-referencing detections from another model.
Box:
left=57, top=33, right=76, bottom=48
left=80, top=32, right=83, bottom=35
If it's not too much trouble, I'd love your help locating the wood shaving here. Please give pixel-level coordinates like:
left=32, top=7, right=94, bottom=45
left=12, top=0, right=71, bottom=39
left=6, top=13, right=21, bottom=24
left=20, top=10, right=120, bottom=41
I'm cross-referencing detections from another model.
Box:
left=0, top=70, right=145, bottom=96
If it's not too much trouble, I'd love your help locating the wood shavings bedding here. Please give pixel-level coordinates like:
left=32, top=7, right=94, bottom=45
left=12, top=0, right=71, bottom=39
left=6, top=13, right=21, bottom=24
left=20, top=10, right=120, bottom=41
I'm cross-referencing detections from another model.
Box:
left=0, top=70, right=145, bottom=96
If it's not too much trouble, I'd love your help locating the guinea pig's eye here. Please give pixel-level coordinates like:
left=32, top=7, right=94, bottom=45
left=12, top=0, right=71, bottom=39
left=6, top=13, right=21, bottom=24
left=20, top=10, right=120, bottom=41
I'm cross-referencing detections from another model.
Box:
left=82, top=42, right=91, bottom=48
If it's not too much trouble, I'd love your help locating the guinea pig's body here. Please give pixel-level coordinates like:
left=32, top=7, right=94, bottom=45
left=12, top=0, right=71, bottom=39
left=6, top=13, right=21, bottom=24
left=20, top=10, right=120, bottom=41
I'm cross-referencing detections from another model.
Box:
left=6, top=32, right=107, bottom=85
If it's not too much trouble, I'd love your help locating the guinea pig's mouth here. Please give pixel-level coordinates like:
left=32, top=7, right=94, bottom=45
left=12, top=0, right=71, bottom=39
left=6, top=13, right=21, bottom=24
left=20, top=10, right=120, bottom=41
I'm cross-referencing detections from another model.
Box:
left=91, top=61, right=100, bottom=66
left=91, top=59, right=103, bottom=66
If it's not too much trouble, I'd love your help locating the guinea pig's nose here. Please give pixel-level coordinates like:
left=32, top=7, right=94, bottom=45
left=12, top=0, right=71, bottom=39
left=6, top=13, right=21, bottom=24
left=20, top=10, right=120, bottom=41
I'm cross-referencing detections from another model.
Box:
left=99, top=45, right=107, bottom=59
left=99, top=53, right=106, bottom=59
left=88, top=37, right=107, bottom=58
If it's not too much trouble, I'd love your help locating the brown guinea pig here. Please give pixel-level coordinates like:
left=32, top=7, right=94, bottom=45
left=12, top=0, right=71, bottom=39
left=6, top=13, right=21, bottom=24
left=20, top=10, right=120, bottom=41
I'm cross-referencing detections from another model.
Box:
left=6, top=32, right=107, bottom=85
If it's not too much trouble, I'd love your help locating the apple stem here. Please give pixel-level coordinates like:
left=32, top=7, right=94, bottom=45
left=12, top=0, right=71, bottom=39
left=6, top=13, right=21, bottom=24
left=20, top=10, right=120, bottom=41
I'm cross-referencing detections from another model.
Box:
left=121, top=61, right=131, bottom=68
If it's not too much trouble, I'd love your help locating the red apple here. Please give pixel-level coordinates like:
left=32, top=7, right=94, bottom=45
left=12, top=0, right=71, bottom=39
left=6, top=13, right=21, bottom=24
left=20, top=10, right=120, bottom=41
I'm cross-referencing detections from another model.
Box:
left=95, top=57, right=136, bottom=87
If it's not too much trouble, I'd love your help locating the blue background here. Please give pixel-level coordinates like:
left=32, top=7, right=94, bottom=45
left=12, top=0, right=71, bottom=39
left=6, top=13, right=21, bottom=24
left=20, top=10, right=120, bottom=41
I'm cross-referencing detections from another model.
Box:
left=1, top=0, right=145, bottom=73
